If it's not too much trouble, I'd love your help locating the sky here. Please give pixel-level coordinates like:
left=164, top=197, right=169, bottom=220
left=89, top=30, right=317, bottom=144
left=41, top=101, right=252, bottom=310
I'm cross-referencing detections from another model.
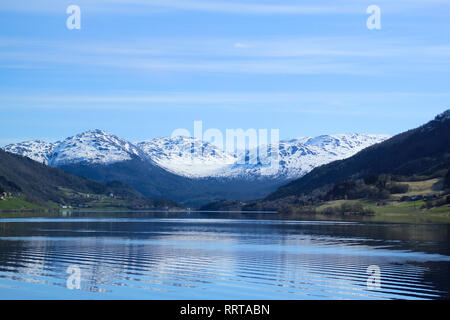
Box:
left=1, top=0, right=450, bottom=146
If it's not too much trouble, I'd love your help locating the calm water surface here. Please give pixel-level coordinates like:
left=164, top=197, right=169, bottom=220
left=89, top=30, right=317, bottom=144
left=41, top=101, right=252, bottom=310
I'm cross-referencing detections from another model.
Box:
left=0, top=212, right=449, bottom=299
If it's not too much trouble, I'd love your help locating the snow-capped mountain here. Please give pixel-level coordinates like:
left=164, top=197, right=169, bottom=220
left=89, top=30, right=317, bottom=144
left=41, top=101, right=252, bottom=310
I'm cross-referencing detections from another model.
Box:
left=48, top=129, right=148, bottom=166
left=137, top=134, right=389, bottom=179
left=3, top=140, right=57, bottom=165
left=136, top=136, right=237, bottom=178
left=3, top=130, right=390, bottom=180
left=4, top=130, right=147, bottom=167
left=230, top=134, right=391, bottom=179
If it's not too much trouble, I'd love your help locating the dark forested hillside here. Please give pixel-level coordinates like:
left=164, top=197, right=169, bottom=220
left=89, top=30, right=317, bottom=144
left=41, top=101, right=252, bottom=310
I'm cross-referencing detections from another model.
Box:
left=267, top=110, right=450, bottom=200
left=0, top=149, right=179, bottom=209
left=59, top=159, right=285, bottom=207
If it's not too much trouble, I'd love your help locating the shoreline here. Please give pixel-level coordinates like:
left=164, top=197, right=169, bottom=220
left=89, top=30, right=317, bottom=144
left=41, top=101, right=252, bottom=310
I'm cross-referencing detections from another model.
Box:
left=1, top=208, right=450, bottom=224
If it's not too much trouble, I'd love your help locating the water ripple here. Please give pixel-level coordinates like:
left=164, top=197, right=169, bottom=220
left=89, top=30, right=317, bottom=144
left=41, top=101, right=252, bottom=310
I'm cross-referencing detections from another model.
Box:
left=0, top=216, right=449, bottom=299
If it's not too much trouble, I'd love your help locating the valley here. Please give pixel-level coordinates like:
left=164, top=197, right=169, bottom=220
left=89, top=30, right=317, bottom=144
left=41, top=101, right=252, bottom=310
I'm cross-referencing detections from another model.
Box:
left=202, top=110, right=450, bottom=223
left=3, top=130, right=388, bottom=206
left=2, top=110, right=449, bottom=220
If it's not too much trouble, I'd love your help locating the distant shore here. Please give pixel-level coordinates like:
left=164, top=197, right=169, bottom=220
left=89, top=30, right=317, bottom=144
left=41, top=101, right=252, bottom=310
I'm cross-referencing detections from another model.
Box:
left=1, top=206, right=450, bottom=224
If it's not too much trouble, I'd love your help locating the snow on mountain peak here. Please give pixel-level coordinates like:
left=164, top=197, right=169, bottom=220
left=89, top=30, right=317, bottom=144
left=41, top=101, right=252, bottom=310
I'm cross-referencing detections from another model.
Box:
left=137, top=133, right=389, bottom=179
left=228, top=133, right=390, bottom=179
left=136, top=136, right=237, bottom=178
left=3, top=140, right=57, bottom=165
left=48, top=129, right=145, bottom=166
left=3, top=131, right=390, bottom=180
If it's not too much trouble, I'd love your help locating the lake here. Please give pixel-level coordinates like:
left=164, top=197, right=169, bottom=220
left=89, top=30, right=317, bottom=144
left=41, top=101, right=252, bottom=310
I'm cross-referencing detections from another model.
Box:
left=0, top=212, right=449, bottom=299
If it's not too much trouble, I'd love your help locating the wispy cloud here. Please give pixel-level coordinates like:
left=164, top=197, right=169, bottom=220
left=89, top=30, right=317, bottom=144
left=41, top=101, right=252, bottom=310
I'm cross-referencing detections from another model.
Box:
left=117, top=0, right=450, bottom=15
left=0, top=0, right=358, bottom=15
left=1, top=91, right=448, bottom=111
left=120, top=0, right=356, bottom=15
left=1, top=36, right=450, bottom=76
left=1, top=0, right=449, bottom=15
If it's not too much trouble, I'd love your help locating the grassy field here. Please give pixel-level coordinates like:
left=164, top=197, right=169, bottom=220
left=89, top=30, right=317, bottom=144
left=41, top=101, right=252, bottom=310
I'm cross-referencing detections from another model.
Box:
left=312, top=177, right=450, bottom=223
left=315, top=198, right=450, bottom=223
left=370, top=201, right=450, bottom=223
left=0, top=197, right=46, bottom=211
left=0, top=191, right=129, bottom=213
left=390, top=178, right=443, bottom=199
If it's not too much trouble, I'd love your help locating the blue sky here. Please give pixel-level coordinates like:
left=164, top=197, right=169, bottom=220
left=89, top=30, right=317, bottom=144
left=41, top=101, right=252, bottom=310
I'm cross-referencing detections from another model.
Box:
left=1, top=0, right=450, bottom=145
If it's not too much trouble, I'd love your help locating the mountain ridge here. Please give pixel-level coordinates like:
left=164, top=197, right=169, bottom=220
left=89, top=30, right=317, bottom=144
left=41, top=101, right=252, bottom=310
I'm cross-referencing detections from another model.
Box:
left=0, top=148, right=180, bottom=210
left=266, top=109, right=450, bottom=201
left=4, top=131, right=389, bottom=180
left=2, top=130, right=389, bottom=206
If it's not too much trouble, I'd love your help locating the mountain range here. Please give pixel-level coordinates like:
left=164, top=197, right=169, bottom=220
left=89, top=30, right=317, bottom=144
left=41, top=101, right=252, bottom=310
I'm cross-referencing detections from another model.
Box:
left=3, top=130, right=389, bottom=206
left=199, top=109, right=450, bottom=212
left=4, top=131, right=388, bottom=179
left=3, top=109, right=449, bottom=210
left=266, top=109, right=450, bottom=201
left=0, top=148, right=179, bottom=210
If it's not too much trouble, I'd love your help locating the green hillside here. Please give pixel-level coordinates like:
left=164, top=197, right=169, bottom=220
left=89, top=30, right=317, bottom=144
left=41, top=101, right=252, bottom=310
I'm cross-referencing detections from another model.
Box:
left=0, top=149, right=180, bottom=211
left=200, top=110, right=450, bottom=222
left=267, top=110, right=450, bottom=200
